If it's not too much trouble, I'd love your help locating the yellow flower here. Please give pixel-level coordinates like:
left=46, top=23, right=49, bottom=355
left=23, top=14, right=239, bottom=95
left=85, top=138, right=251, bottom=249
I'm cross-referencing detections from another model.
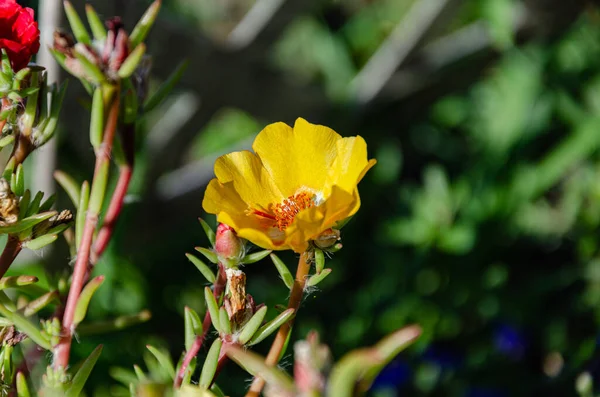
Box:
left=202, top=118, right=376, bottom=253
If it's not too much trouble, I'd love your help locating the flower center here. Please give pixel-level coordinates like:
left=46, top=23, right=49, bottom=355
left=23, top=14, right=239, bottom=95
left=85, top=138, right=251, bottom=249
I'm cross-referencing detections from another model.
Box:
left=251, top=192, right=315, bottom=231
left=271, top=192, right=315, bottom=231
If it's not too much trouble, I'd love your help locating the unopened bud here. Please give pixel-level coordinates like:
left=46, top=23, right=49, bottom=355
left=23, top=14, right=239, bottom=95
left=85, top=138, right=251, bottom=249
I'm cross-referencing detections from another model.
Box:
left=313, top=228, right=340, bottom=250
left=215, top=223, right=244, bottom=265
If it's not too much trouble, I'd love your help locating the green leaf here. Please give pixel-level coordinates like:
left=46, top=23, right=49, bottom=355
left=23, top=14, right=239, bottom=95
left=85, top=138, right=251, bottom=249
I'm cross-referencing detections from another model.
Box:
left=199, top=338, right=222, bottom=389
left=270, top=253, right=293, bottom=290
left=184, top=306, right=203, bottom=351
left=85, top=4, right=106, bottom=40
left=109, top=366, right=137, bottom=387
left=18, top=190, right=30, bottom=221
left=118, top=43, right=146, bottom=79
left=129, top=0, right=162, bottom=49
left=186, top=253, right=216, bottom=283
left=24, top=191, right=44, bottom=218
left=314, top=248, right=325, bottom=274
left=199, top=217, right=216, bottom=246
left=0, top=275, right=38, bottom=289
left=73, top=46, right=105, bottom=84
left=306, top=268, right=332, bottom=287
left=210, top=384, right=226, bottom=397
left=241, top=250, right=271, bottom=265
left=90, top=87, right=104, bottom=149
left=76, top=310, right=151, bottom=335
left=12, top=164, right=24, bottom=196
left=16, top=372, right=30, bottom=397
left=0, top=304, right=51, bottom=350
left=23, top=234, right=58, bottom=250
left=0, top=135, right=14, bottom=148
left=73, top=276, right=105, bottom=326
left=224, top=345, right=294, bottom=391
left=143, top=60, right=188, bottom=113
left=133, top=364, right=147, bottom=381
left=218, top=307, right=231, bottom=335
left=0, top=211, right=56, bottom=234
left=54, top=171, right=81, bottom=207
left=146, top=345, right=176, bottom=380
left=196, top=247, right=218, bottom=264
left=238, top=306, right=267, bottom=345
left=23, top=290, right=58, bottom=316
left=69, top=346, right=105, bottom=395
left=39, top=194, right=56, bottom=212
left=247, top=309, right=295, bottom=346
left=76, top=181, right=90, bottom=250
left=63, top=1, right=92, bottom=45
left=204, top=287, right=221, bottom=334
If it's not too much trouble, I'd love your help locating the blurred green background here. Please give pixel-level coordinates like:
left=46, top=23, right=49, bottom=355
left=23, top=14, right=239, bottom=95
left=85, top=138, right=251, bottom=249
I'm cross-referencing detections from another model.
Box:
left=12, top=0, right=600, bottom=395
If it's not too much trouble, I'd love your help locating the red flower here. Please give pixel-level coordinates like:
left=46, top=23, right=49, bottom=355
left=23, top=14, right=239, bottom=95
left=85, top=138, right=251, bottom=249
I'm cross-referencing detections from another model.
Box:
left=0, top=0, right=39, bottom=71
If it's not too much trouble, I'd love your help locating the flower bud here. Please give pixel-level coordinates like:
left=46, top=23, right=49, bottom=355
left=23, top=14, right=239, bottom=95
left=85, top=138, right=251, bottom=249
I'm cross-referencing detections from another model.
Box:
left=293, top=331, right=331, bottom=394
left=215, top=223, right=244, bottom=265
left=313, top=228, right=340, bottom=250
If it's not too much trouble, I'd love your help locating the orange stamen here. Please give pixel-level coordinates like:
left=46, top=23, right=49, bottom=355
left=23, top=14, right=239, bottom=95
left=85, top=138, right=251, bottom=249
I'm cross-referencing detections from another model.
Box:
left=270, top=192, right=314, bottom=231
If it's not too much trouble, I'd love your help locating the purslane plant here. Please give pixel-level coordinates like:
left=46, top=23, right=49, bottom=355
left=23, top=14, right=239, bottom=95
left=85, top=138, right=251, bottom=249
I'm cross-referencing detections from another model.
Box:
left=0, top=1, right=421, bottom=395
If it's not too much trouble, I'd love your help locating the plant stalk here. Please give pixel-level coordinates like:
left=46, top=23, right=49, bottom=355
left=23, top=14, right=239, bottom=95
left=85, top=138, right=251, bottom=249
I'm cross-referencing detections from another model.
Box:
left=246, top=252, right=311, bottom=397
left=0, top=235, right=22, bottom=279
left=53, top=88, right=119, bottom=369
left=174, top=262, right=227, bottom=387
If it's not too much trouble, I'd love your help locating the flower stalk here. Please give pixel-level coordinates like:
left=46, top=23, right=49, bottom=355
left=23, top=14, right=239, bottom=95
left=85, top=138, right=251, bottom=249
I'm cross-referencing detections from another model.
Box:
left=246, top=251, right=312, bottom=396
left=53, top=85, right=120, bottom=370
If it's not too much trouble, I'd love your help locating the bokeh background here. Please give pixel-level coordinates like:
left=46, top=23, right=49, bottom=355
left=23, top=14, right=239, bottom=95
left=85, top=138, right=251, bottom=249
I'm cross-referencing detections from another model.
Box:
left=10, top=0, right=600, bottom=395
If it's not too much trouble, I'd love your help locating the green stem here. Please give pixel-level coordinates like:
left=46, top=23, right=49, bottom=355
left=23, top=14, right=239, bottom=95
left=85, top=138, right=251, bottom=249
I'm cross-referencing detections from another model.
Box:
left=245, top=252, right=311, bottom=397
left=53, top=86, right=120, bottom=370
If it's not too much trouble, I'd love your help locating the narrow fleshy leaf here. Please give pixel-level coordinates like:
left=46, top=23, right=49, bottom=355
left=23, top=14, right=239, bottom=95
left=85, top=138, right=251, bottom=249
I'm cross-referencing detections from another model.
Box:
left=76, top=181, right=90, bottom=250
left=87, top=161, right=109, bottom=213
left=306, top=268, right=332, bottom=287
left=73, top=276, right=105, bottom=325
left=117, top=44, right=146, bottom=79
left=0, top=135, right=14, bottom=148
left=133, top=364, right=147, bottom=381
left=327, top=351, right=379, bottom=397
left=218, top=307, right=231, bottom=335
left=270, top=253, right=293, bottom=290
left=23, top=234, right=58, bottom=250
left=199, top=338, right=222, bottom=389
left=241, top=250, right=271, bottom=265
left=143, top=60, right=188, bottom=113
left=54, top=171, right=80, bottom=207
left=186, top=253, right=216, bottom=283
left=23, top=290, right=58, bottom=316
left=0, top=211, right=56, bottom=234
left=16, top=372, right=30, bottom=397
left=129, top=0, right=162, bottom=49
left=85, top=4, right=106, bottom=40
left=73, top=47, right=105, bottom=84
left=199, top=218, right=216, bottom=246
left=63, top=1, right=92, bottom=45
left=38, top=194, right=56, bottom=212
left=66, top=345, right=103, bottom=397
left=76, top=310, right=151, bottom=335
left=90, top=87, right=104, bottom=149
left=204, top=287, right=221, bottom=333
left=123, top=86, right=138, bottom=124
left=184, top=306, right=203, bottom=351
left=224, top=345, right=295, bottom=391
left=24, top=191, right=44, bottom=217
left=210, top=384, right=226, bottom=397
left=13, top=164, right=24, bottom=196
left=0, top=275, right=38, bottom=289
left=247, top=309, right=295, bottom=346
left=314, top=249, right=325, bottom=273
left=195, top=247, right=218, bottom=264
left=238, top=306, right=267, bottom=345
left=109, top=366, right=137, bottom=386
left=146, top=345, right=176, bottom=380
left=0, top=304, right=51, bottom=350
left=41, top=80, right=68, bottom=143
left=18, top=190, right=30, bottom=221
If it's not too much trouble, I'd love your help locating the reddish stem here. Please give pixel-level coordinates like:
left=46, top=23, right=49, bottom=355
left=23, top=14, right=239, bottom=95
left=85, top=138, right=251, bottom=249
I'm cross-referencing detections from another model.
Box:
left=174, top=263, right=227, bottom=387
left=0, top=235, right=22, bottom=280
left=53, top=93, right=120, bottom=370
left=93, top=164, right=133, bottom=260
left=246, top=252, right=311, bottom=397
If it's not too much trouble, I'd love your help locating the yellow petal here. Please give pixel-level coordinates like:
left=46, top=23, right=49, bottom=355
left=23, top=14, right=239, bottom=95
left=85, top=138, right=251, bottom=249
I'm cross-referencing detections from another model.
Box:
left=214, top=150, right=282, bottom=208
left=253, top=118, right=342, bottom=196
left=328, top=136, right=377, bottom=194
